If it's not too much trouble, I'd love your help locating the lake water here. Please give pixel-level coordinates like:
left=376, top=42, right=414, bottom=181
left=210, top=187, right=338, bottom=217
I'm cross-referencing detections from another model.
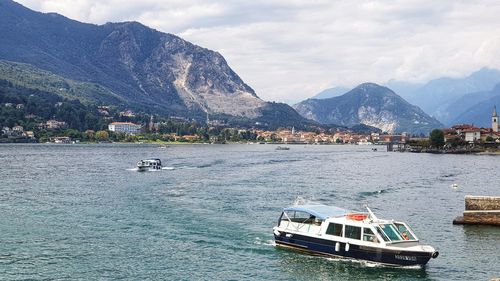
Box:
left=1, top=144, right=499, bottom=280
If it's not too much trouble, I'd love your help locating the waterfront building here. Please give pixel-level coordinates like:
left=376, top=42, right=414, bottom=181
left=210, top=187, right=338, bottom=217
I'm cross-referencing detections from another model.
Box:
left=443, top=107, right=500, bottom=144
left=108, top=122, right=142, bottom=134
left=12, top=125, right=24, bottom=133
left=50, top=136, right=71, bottom=143
left=464, top=128, right=481, bottom=143
left=25, top=131, right=35, bottom=138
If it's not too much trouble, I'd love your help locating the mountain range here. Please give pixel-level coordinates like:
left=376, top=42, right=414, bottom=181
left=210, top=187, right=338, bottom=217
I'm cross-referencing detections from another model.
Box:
left=311, top=68, right=500, bottom=128
left=294, top=83, right=443, bottom=134
left=3, top=0, right=495, bottom=134
left=388, top=68, right=500, bottom=125
left=0, top=0, right=311, bottom=128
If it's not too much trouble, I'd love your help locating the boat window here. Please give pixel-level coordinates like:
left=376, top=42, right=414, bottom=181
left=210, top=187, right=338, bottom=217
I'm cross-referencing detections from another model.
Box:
left=394, top=222, right=416, bottom=240
left=344, top=225, right=361, bottom=240
left=375, top=226, right=390, bottom=242
left=363, top=228, right=377, bottom=242
left=326, top=223, right=343, bottom=236
left=379, top=224, right=403, bottom=241
left=284, top=211, right=312, bottom=223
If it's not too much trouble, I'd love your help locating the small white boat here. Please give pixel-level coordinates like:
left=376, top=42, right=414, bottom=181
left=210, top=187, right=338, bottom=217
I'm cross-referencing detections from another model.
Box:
left=276, top=146, right=290, bottom=150
left=273, top=204, right=438, bottom=266
left=137, top=158, right=162, bottom=171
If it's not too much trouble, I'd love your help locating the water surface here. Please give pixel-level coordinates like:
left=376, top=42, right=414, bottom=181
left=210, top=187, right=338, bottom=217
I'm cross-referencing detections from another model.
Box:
left=1, top=144, right=499, bottom=280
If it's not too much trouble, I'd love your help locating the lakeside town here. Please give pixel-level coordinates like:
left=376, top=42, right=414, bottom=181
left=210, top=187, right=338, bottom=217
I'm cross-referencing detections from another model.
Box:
left=2, top=103, right=499, bottom=153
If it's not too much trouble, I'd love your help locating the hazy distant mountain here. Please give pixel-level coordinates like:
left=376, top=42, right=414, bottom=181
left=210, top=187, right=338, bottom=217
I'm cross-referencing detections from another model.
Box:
left=449, top=83, right=500, bottom=127
left=401, top=68, right=500, bottom=123
left=294, top=83, right=443, bottom=134
left=312, top=87, right=350, bottom=99
left=384, top=80, right=423, bottom=101
left=0, top=0, right=311, bottom=127
left=452, top=98, right=500, bottom=128
left=442, top=83, right=500, bottom=126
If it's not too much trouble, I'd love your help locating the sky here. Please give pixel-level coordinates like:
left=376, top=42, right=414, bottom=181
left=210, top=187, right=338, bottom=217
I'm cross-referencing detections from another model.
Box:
left=16, top=0, right=500, bottom=103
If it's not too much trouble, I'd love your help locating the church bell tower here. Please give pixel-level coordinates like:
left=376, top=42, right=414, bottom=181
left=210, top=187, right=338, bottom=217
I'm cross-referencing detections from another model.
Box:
left=493, top=105, right=498, bottom=132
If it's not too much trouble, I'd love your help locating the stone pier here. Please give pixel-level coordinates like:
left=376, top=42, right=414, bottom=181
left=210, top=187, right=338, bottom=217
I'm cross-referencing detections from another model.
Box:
left=453, top=195, right=500, bottom=226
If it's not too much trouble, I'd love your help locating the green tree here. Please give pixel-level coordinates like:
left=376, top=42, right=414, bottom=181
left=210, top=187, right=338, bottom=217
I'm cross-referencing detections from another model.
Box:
left=95, top=130, right=109, bottom=141
left=84, top=130, right=95, bottom=142
left=64, top=129, right=81, bottom=139
left=429, top=129, right=445, bottom=148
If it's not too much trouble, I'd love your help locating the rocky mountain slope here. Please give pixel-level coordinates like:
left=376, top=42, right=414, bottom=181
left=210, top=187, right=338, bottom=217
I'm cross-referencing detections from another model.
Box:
left=294, top=83, right=443, bottom=134
left=0, top=0, right=310, bottom=127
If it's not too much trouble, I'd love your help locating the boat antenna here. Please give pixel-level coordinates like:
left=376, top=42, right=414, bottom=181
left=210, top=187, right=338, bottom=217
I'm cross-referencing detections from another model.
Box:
left=365, top=205, right=378, bottom=221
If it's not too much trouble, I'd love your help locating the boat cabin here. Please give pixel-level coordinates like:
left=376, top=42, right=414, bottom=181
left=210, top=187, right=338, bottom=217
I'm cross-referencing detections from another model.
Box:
left=277, top=205, right=419, bottom=246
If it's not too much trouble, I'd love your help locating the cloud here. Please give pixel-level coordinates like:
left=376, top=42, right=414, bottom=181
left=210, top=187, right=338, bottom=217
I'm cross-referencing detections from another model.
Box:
left=16, top=0, right=500, bottom=103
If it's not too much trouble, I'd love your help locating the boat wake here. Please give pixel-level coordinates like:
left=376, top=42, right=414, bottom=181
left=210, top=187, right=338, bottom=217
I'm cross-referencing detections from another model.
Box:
left=126, top=167, right=174, bottom=172
left=356, top=186, right=401, bottom=199
left=253, top=237, right=275, bottom=247
left=292, top=196, right=321, bottom=206
left=196, top=159, right=225, bottom=168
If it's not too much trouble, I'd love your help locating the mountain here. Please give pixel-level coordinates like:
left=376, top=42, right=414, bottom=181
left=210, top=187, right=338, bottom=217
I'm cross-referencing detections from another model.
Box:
left=293, top=83, right=443, bottom=134
left=384, top=80, right=423, bottom=101
left=0, top=78, right=108, bottom=131
left=452, top=97, right=500, bottom=128
left=0, top=0, right=310, bottom=128
left=0, top=60, right=127, bottom=106
left=449, top=83, right=500, bottom=127
left=442, top=83, right=500, bottom=126
left=312, top=87, right=350, bottom=99
left=399, top=68, right=500, bottom=123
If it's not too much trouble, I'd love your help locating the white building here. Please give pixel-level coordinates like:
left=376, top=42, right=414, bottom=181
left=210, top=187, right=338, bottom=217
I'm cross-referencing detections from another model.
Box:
left=108, top=122, right=142, bottom=134
left=46, top=120, right=67, bottom=129
left=12, top=125, right=24, bottom=132
left=464, top=129, right=481, bottom=143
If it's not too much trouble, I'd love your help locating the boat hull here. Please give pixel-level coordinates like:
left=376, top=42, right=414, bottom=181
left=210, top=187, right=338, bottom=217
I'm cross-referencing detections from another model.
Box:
left=137, top=166, right=161, bottom=171
left=274, top=231, right=433, bottom=266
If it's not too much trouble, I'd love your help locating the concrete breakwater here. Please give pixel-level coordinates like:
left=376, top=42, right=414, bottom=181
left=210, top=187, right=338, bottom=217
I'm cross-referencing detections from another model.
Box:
left=453, top=195, right=500, bottom=226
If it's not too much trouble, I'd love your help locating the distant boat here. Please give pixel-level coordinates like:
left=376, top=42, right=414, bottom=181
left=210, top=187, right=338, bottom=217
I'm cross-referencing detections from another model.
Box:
left=372, top=148, right=378, bottom=151
left=273, top=204, right=439, bottom=266
left=159, top=145, right=169, bottom=149
left=137, top=158, right=162, bottom=171
left=276, top=146, right=290, bottom=150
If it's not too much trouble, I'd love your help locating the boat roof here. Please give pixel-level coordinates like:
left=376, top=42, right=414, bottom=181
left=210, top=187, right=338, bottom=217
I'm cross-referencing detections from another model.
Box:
left=283, top=204, right=348, bottom=220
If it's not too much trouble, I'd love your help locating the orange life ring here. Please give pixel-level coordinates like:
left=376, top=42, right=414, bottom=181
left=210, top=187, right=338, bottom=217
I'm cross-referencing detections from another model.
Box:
left=346, top=213, right=368, bottom=220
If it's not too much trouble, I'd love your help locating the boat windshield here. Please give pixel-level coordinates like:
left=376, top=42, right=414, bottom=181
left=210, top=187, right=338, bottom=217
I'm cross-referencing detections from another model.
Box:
left=281, top=210, right=322, bottom=225
left=394, top=222, right=417, bottom=240
left=378, top=224, right=404, bottom=241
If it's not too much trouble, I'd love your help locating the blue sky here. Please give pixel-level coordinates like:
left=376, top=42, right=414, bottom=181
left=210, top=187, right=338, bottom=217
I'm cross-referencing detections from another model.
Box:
left=16, top=0, right=500, bottom=103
